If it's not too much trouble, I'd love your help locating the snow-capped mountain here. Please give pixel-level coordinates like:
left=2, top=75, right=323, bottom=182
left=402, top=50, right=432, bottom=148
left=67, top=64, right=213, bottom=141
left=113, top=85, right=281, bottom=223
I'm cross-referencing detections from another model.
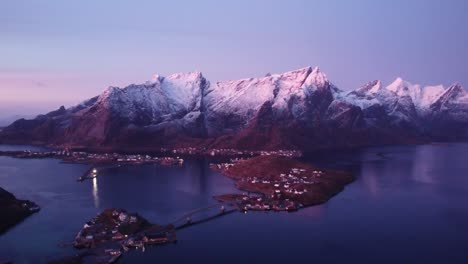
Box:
left=204, top=67, right=338, bottom=136
left=61, top=71, right=209, bottom=145
left=1, top=66, right=467, bottom=151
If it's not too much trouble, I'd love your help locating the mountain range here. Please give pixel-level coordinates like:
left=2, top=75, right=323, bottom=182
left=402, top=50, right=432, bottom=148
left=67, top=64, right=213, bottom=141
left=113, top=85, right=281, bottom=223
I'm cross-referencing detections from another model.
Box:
left=1, top=66, right=467, bottom=151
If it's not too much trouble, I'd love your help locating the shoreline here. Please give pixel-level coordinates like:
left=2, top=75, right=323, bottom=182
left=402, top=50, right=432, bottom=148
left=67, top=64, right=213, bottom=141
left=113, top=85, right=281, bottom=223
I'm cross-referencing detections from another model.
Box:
left=51, top=208, right=176, bottom=264
left=3, top=146, right=349, bottom=263
left=2, top=139, right=466, bottom=166
left=211, top=156, right=354, bottom=212
left=0, top=187, right=40, bottom=235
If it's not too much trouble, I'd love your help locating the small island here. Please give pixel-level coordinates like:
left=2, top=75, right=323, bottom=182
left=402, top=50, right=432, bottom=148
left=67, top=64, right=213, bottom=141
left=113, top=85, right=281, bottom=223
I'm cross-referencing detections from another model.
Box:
left=51, top=208, right=176, bottom=263
left=212, top=156, right=354, bottom=211
left=2, top=150, right=354, bottom=263
left=0, top=187, right=40, bottom=234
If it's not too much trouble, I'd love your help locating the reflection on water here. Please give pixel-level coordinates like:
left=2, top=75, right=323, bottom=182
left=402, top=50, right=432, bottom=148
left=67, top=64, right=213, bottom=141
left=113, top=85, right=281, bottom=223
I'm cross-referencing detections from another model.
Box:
left=1, top=144, right=468, bottom=263
left=92, top=177, right=99, bottom=208
left=412, top=145, right=436, bottom=184
left=360, top=165, right=380, bottom=198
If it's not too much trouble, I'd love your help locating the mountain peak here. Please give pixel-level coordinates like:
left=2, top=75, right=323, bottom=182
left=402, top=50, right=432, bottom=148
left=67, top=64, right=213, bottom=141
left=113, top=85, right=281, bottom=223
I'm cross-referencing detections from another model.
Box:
left=146, top=71, right=204, bottom=85
left=386, top=77, right=423, bottom=98
left=282, top=66, right=312, bottom=77
left=304, top=66, right=328, bottom=88
left=168, top=71, right=204, bottom=80
left=449, top=82, right=463, bottom=90
left=387, top=77, right=406, bottom=91
left=375, top=80, right=382, bottom=88
left=357, top=80, right=382, bottom=94
left=445, top=83, right=466, bottom=97
left=2, top=65, right=468, bottom=151
left=150, top=74, right=164, bottom=83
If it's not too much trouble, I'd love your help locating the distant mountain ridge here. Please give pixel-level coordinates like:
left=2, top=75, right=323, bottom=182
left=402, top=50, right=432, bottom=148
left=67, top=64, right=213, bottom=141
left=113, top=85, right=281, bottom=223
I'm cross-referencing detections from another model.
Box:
left=1, top=66, right=467, bottom=151
left=0, top=115, right=33, bottom=127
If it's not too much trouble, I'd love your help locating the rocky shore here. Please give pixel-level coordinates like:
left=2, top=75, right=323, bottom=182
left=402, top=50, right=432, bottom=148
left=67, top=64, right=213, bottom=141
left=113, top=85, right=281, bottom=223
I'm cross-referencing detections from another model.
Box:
left=0, top=187, right=40, bottom=234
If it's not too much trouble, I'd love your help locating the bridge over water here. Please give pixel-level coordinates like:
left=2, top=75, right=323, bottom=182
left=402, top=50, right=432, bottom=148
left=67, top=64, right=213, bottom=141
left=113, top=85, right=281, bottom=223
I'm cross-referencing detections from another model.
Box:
left=77, top=166, right=240, bottom=229
left=170, top=204, right=238, bottom=230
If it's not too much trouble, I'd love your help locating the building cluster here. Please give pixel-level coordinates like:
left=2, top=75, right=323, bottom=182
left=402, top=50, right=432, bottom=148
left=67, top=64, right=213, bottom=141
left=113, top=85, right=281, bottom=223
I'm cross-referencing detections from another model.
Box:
left=1, top=148, right=301, bottom=165
left=74, top=209, right=139, bottom=249
left=260, top=168, right=323, bottom=196
left=2, top=150, right=184, bottom=166
left=208, top=148, right=302, bottom=158
left=214, top=164, right=328, bottom=212
left=272, top=168, right=324, bottom=196
left=74, top=209, right=176, bottom=263
left=64, top=152, right=184, bottom=166
left=258, top=150, right=302, bottom=158
left=160, top=147, right=302, bottom=158
left=235, top=195, right=299, bottom=212
left=209, top=157, right=246, bottom=171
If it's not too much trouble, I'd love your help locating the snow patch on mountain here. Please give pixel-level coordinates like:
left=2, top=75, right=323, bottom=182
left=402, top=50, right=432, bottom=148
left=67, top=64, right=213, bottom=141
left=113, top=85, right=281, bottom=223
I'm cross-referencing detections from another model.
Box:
left=66, top=67, right=466, bottom=131
left=205, top=66, right=315, bottom=115
left=337, top=77, right=462, bottom=123
left=385, top=77, right=446, bottom=112
left=2, top=65, right=468, bottom=150
left=92, top=72, right=206, bottom=124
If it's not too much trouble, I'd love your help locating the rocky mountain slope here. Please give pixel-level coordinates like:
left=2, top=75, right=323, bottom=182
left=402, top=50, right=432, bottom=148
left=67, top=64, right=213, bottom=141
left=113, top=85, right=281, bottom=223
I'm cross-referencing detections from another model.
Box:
left=1, top=66, right=467, bottom=151
left=0, top=187, right=40, bottom=234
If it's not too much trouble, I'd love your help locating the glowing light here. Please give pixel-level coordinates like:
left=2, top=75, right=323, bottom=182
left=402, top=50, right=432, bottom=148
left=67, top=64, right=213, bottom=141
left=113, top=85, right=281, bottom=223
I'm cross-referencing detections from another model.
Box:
left=92, top=177, right=99, bottom=208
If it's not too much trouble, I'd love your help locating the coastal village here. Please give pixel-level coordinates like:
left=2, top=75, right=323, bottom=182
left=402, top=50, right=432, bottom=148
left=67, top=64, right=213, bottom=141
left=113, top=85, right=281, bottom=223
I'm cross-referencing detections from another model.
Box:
left=72, top=208, right=176, bottom=263
left=1, top=148, right=353, bottom=263
left=165, top=147, right=302, bottom=158
left=0, top=148, right=301, bottom=165
left=0, top=148, right=350, bottom=214
left=0, top=150, right=185, bottom=167
left=212, top=155, right=354, bottom=212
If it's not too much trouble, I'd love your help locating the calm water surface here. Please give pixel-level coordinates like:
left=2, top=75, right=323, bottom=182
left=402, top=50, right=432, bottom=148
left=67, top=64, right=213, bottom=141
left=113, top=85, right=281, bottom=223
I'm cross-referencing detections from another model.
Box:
left=1, top=143, right=468, bottom=263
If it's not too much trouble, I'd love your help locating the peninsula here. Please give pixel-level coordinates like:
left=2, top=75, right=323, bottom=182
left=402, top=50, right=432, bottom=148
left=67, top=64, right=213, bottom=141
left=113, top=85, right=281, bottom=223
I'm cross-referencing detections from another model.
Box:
left=213, top=156, right=354, bottom=211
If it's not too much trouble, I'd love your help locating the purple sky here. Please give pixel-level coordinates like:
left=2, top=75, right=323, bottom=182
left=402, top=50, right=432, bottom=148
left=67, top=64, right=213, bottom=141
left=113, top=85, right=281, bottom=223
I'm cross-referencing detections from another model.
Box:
left=1, top=0, right=467, bottom=118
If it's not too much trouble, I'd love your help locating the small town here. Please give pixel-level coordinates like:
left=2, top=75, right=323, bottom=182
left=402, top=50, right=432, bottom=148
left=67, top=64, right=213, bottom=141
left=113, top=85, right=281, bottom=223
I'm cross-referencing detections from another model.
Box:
left=211, top=155, right=354, bottom=211
left=0, top=148, right=301, bottom=166
left=212, top=163, right=325, bottom=212
left=161, top=147, right=302, bottom=158
left=0, top=150, right=185, bottom=167
left=1, top=149, right=352, bottom=263
left=215, top=194, right=299, bottom=212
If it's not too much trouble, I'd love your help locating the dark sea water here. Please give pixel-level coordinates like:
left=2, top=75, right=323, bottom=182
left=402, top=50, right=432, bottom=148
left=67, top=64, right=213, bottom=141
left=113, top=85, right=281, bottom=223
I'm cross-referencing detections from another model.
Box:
left=1, top=143, right=468, bottom=264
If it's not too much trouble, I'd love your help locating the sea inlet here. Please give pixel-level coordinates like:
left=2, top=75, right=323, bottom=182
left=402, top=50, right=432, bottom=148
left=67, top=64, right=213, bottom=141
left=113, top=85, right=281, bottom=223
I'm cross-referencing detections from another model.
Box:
left=1, top=143, right=468, bottom=263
